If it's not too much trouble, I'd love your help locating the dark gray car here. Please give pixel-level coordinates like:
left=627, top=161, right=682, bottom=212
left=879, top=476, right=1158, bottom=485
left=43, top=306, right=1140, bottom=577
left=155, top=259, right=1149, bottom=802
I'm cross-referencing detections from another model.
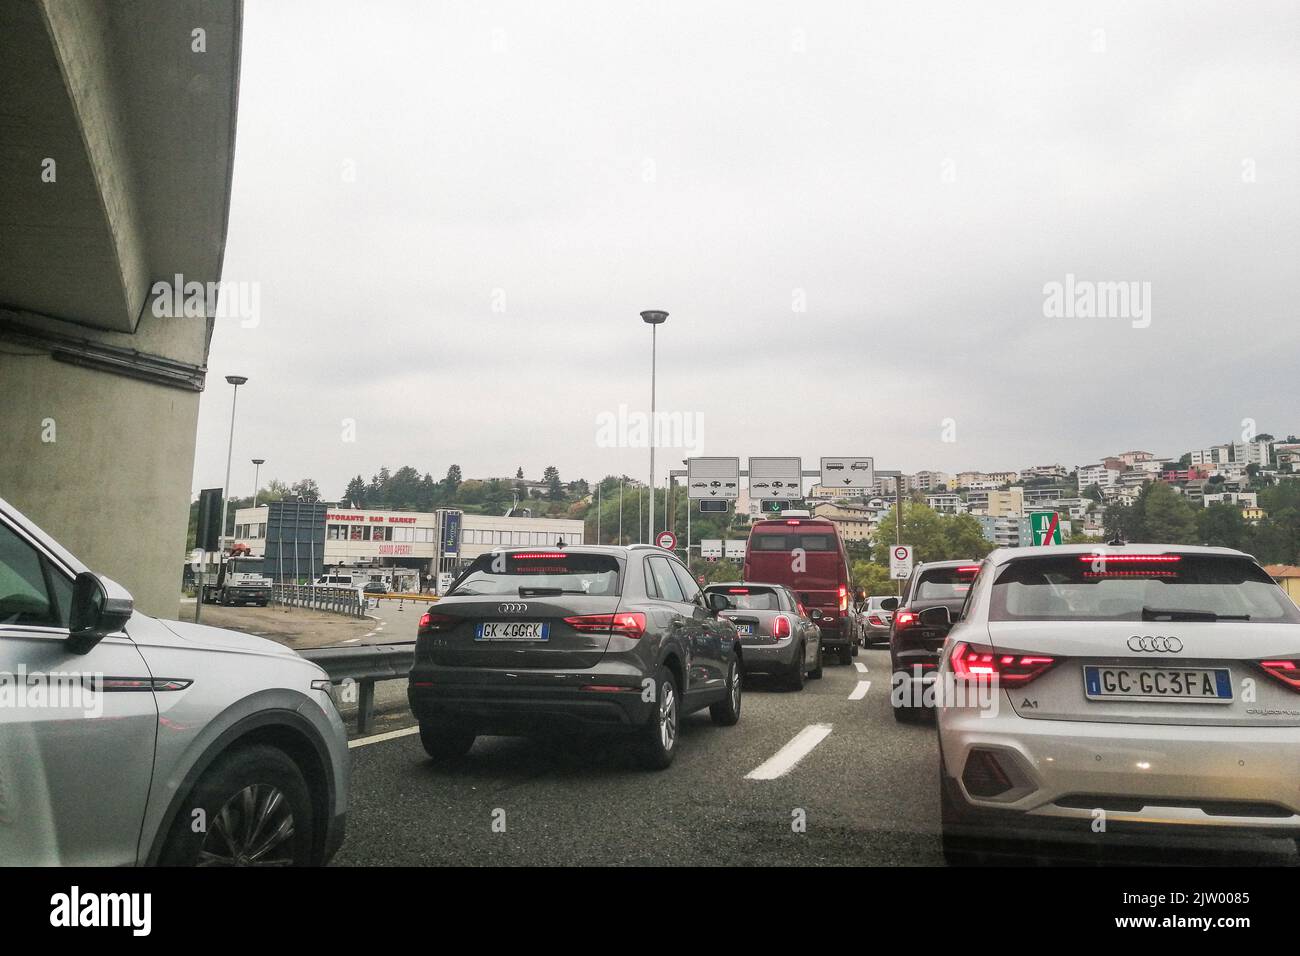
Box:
left=408, top=545, right=743, bottom=769
left=706, top=582, right=823, bottom=690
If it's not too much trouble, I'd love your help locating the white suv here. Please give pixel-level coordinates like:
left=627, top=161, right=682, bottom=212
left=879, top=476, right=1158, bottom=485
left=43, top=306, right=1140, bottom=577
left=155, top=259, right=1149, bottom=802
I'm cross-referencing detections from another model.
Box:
left=0, top=496, right=349, bottom=865
left=936, top=543, right=1300, bottom=863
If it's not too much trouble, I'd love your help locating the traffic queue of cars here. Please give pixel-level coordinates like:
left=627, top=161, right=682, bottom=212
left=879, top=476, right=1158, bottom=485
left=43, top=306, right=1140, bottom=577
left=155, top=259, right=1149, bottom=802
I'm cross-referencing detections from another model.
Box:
left=10, top=480, right=1299, bottom=866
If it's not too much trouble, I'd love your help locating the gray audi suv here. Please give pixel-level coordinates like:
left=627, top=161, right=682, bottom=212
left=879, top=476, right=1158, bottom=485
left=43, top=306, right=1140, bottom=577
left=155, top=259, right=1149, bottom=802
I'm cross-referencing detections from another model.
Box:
left=408, top=544, right=743, bottom=769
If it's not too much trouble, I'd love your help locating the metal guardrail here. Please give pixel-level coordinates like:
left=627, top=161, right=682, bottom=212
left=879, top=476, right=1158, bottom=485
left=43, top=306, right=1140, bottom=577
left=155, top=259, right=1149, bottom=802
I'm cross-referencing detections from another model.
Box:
left=299, top=642, right=416, bottom=733
left=270, top=584, right=367, bottom=618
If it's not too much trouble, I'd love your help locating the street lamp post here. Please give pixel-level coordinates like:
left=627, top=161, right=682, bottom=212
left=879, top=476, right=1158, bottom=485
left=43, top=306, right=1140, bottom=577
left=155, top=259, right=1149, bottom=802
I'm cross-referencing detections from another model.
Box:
left=219, top=375, right=248, bottom=555
left=252, top=458, right=266, bottom=508
left=640, top=310, right=668, bottom=543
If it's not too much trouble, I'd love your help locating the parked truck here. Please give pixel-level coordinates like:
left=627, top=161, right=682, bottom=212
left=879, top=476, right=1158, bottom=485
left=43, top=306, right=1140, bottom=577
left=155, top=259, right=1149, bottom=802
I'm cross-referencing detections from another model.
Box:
left=201, top=549, right=273, bottom=606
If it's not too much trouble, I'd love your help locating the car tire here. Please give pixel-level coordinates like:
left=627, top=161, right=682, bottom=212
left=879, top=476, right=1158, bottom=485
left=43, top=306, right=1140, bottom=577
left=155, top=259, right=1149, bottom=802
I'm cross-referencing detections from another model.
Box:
left=711, top=658, right=743, bottom=725
left=939, top=753, right=988, bottom=865
left=809, top=644, right=824, bottom=680
left=784, top=647, right=806, bottom=691
left=639, top=665, right=680, bottom=769
left=419, top=720, right=476, bottom=761
left=158, top=744, right=316, bottom=866
left=852, top=641, right=859, bottom=657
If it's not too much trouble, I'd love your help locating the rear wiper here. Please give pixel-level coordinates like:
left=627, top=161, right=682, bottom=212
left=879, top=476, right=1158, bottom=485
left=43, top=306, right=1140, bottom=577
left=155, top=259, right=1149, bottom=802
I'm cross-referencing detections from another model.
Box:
left=1141, top=607, right=1250, bottom=622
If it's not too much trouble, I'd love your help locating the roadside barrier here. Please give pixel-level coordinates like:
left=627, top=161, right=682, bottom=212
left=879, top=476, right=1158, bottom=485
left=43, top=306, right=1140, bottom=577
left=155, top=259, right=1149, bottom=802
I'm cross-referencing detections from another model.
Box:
left=299, top=643, right=415, bottom=733
left=270, top=584, right=367, bottom=618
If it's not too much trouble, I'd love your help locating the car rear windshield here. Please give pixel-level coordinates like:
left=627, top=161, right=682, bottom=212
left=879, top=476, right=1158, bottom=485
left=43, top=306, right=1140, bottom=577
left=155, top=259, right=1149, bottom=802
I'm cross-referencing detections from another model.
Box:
left=989, top=553, right=1300, bottom=623
left=449, top=551, right=622, bottom=597
left=751, top=533, right=836, bottom=552
left=709, top=585, right=781, bottom=611
left=914, top=566, right=979, bottom=601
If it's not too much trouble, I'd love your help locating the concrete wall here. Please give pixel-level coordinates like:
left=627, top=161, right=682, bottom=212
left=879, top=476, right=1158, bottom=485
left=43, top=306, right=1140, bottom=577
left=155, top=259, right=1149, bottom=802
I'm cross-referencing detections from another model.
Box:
left=0, top=349, right=199, bottom=619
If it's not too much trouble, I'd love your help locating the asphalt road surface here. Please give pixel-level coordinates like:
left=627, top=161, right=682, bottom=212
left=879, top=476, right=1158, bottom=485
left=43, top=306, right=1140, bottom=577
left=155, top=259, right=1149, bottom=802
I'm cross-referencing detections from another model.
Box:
left=333, top=647, right=1300, bottom=867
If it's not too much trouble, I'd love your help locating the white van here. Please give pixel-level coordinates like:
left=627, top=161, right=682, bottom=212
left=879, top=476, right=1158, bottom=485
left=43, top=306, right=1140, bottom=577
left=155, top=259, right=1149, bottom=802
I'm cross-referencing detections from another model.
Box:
left=315, top=573, right=355, bottom=587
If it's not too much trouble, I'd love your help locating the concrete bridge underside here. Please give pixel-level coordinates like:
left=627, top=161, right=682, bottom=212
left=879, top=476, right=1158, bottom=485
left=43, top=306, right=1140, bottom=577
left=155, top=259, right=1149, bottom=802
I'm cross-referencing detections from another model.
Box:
left=0, top=0, right=242, bottom=616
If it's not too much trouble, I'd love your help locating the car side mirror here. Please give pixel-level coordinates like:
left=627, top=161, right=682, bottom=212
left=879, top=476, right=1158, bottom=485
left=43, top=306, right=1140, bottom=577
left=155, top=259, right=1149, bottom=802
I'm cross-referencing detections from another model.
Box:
left=706, top=591, right=730, bottom=615
left=917, top=606, right=951, bottom=628
left=68, top=571, right=134, bottom=655
left=854, top=588, right=866, bottom=603
left=880, top=596, right=899, bottom=611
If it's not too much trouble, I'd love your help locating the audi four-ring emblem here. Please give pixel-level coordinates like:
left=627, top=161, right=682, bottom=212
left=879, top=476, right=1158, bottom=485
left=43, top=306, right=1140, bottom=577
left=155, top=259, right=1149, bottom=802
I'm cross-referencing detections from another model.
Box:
left=1127, top=635, right=1183, bottom=652
left=498, top=603, right=529, bottom=614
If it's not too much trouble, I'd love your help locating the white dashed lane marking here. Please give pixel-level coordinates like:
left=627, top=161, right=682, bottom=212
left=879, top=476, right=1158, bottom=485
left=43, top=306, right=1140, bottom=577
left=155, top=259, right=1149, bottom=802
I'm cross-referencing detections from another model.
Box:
left=854, top=662, right=868, bottom=673
left=349, top=726, right=420, bottom=749
left=848, top=680, right=871, bottom=700
left=745, top=723, right=833, bottom=780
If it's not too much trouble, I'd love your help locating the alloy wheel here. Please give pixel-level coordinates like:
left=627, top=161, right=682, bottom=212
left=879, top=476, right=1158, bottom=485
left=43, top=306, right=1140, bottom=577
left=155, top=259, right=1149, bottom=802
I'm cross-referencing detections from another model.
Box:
left=197, top=784, right=297, bottom=867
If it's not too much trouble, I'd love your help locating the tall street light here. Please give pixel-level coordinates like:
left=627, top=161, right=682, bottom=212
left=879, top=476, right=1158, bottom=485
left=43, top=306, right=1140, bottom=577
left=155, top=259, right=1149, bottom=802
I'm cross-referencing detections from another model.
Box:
left=640, top=310, right=668, bottom=542
left=219, top=375, right=248, bottom=553
left=252, top=458, right=266, bottom=508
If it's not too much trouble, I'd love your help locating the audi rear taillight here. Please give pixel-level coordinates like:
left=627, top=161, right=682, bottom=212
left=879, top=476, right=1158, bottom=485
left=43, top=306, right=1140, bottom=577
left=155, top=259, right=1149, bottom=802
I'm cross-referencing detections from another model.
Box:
left=773, top=615, right=792, bottom=639
left=951, top=642, right=1056, bottom=685
left=418, top=612, right=457, bottom=633
left=838, top=585, right=848, bottom=612
left=564, top=612, right=646, bottom=639
left=1256, top=659, right=1300, bottom=692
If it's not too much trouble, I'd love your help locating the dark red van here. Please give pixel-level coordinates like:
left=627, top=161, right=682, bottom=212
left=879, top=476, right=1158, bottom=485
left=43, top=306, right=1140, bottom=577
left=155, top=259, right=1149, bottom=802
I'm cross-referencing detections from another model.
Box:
left=743, top=517, right=857, bottom=664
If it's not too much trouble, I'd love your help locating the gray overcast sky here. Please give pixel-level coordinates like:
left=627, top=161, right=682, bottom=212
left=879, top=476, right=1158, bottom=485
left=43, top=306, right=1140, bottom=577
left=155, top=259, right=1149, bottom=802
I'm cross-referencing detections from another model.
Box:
left=192, top=0, right=1299, bottom=500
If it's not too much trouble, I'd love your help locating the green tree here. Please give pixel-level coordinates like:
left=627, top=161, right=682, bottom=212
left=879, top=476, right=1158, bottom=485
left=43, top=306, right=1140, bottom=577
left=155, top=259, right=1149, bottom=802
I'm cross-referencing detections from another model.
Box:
left=483, top=479, right=510, bottom=513
left=1140, top=481, right=1198, bottom=543
left=442, top=464, right=462, bottom=497
left=367, top=467, right=391, bottom=505
left=343, top=475, right=367, bottom=507
left=872, top=502, right=946, bottom=563
left=261, top=479, right=289, bottom=502
left=290, top=478, right=321, bottom=501
left=543, top=466, right=564, bottom=501
left=872, top=502, right=991, bottom=563
left=418, top=472, right=438, bottom=510
left=943, top=513, right=994, bottom=560
left=386, top=465, right=423, bottom=509
left=456, top=479, right=485, bottom=505
left=850, top=560, right=893, bottom=596
left=1197, top=503, right=1247, bottom=549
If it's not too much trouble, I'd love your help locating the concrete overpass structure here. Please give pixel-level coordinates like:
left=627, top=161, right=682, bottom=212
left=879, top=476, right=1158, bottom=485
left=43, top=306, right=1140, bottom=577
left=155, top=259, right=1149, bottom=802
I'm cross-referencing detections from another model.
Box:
left=0, top=1, right=242, bottom=616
